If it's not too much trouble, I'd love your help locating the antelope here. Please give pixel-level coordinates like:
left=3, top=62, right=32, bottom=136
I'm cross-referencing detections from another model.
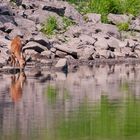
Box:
left=10, top=72, right=26, bottom=102
left=10, top=35, right=26, bottom=70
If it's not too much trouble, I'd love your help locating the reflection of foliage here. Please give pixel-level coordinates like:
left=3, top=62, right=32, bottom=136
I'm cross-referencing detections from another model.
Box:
left=57, top=95, right=140, bottom=140
left=120, top=82, right=130, bottom=93
left=46, top=85, right=57, bottom=103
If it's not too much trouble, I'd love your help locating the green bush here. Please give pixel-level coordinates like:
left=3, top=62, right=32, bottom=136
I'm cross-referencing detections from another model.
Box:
left=117, top=22, right=129, bottom=31
left=41, top=16, right=58, bottom=36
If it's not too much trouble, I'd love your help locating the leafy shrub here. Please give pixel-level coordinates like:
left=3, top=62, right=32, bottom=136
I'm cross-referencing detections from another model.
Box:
left=41, top=16, right=58, bottom=36
left=117, top=22, right=129, bottom=31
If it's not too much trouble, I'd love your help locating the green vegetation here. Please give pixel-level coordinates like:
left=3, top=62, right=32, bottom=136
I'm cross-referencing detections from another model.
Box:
left=66, top=0, right=140, bottom=22
left=117, top=22, right=129, bottom=31
left=41, top=16, right=58, bottom=36
left=41, top=16, right=75, bottom=36
left=62, top=17, right=75, bottom=30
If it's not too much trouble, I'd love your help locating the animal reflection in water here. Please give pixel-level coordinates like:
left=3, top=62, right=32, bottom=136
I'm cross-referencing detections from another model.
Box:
left=10, top=72, right=26, bottom=102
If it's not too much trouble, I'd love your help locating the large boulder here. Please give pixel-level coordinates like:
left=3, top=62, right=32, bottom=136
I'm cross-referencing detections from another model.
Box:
left=78, top=45, right=95, bottom=60
left=108, top=13, right=130, bottom=25
left=55, top=58, right=68, bottom=71
left=94, top=23, right=120, bottom=39
left=84, top=13, right=101, bottom=24
left=23, top=41, right=49, bottom=53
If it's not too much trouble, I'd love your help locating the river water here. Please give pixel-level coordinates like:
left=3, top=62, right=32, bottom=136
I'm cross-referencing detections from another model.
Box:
left=0, top=63, right=140, bottom=140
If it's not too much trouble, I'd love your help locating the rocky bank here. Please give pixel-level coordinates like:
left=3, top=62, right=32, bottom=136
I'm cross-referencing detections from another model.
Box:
left=1, top=0, right=140, bottom=72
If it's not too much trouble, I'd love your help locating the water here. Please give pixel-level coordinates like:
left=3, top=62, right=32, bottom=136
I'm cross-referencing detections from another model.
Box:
left=0, top=63, right=140, bottom=140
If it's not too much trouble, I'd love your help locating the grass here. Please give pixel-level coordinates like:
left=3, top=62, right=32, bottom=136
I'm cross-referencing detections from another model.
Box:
left=66, top=0, right=140, bottom=23
left=62, top=16, right=75, bottom=30
left=41, top=16, right=75, bottom=36
left=117, top=22, right=129, bottom=31
left=41, top=16, right=58, bottom=36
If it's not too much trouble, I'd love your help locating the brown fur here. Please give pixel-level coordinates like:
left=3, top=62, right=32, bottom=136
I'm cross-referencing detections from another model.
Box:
left=10, top=72, right=26, bottom=102
left=10, top=36, right=26, bottom=69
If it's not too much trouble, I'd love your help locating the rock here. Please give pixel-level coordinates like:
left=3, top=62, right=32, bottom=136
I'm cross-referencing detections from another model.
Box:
left=84, top=13, right=101, bottom=24
left=114, top=51, right=125, bottom=58
left=21, top=0, right=37, bottom=9
left=97, top=49, right=107, bottom=58
left=78, top=45, right=95, bottom=60
left=23, top=41, right=49, bottom=53
left=14, top=17, right=36, bottom=32
left=54, top=44, right=77, bottom=58
left=55, top=58, right=68, bottom=71
left=8, top=27, right=25, bottom=39
left=42, top=5, right=66, bottom=16
left=50, top=47, right=56, bottom=53
left=33, top=33, right=51, bottom=49
left=64, top=2, right=84, bottom=25
left=107, top=37, right=120, bottom=49
left=94, top=37, right=108, bottom=49
left=3, top=22, right=16, bottom=33
left=41, top=1, right=84, bottom=24
left=0, top=15, right=16, bottom=25
left=0, top=3, right=13, bottom=16
left=24, top=49, right=38, bottom=55
left=41, top=50, right=51, bottom=58
left=106, top=50, right=115, bottom=59
left=28, top=9, right=63, bottom=27
left=94, top=23, right=120, bottom=39
left=79, top=34, right=97, bottom=45
left=55, top=50, right=67, bottom=58
left=124, top=39, right=138, bottom=48
left=0, top=35, right=10, bottom=47
left=130, top=18, right=140, bottom=32
left=108, top=13, right=130, bottom=25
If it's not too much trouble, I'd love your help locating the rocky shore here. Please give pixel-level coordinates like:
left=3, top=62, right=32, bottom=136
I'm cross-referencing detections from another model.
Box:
left=1, top=0, right=140, bottom=72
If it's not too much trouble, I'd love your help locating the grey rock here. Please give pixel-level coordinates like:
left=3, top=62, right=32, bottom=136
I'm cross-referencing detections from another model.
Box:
left=64, top=2, right=84, bottom=25
left=85, top=13, right=101, bottom=24
left=23, top=41, right=49, bottom=53
left=50, top=47, right=56, bottom=53
left=108, top=13, right=130, bottom=25
left=8, top=27, right=25, bottom=39
left=55, top=58, right=67, bottom=70
left=56, top=50, right=67, bottom=58
left=0, top=15, right=16, bottom=25
left=106, top=50, right=115, bottom=59
left=79, top=34, right=97, bottom=45
left=94, top=37, right=108, bottom=49
left=54, top=44, right=77, bottom=58
left=3, top=22, right=16, bottom=33
left=41, top=50, right=51, bottom=58
left=78, top=45, right=95, bottom=60
left=14, top=17, right=36, bottom=32
left=0, top=3, right=13, bottom=16
left=33, top=33, right=51, bottom=49
left=24, top=49, right=38, bottom=55
left=130, top=18, right=140, bottom=31
left=94, top=23, right=120, bottom=38
left=107, top=37, right=120, bottom=49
